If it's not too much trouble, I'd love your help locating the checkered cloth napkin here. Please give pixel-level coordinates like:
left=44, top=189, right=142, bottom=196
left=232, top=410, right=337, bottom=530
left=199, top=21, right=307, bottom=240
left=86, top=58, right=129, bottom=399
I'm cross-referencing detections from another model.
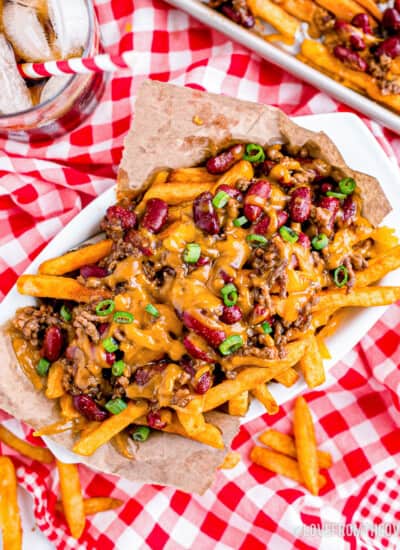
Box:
left=1, top=1, right=400, bottom=548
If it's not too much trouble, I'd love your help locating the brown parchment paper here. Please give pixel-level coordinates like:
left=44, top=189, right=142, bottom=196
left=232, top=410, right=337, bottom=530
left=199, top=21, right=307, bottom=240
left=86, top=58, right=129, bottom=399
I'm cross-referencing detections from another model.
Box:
left=118, top=80, right=391, bottom=225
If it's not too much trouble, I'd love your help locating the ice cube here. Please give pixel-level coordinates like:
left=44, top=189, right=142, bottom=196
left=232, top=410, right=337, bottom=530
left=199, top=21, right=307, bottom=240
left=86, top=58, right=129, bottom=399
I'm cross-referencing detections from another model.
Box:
left=40, top=74, right=71, bottom=103
left=2, top=0, right=52, bottom=62
left=0, top=33, right=33, bottom=114
left=47, top=0, right=89, bottom=59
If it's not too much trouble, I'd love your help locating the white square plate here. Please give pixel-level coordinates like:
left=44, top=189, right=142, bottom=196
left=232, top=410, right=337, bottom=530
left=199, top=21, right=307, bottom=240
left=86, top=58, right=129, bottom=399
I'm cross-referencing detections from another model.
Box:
left=1, top=112, right=399, bottom=465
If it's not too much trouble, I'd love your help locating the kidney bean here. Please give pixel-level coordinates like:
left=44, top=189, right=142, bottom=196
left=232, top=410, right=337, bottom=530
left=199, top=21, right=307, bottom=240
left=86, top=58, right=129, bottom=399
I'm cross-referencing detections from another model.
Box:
left=193, top=192, right=220, bottom=235
left=134, top=367, right=151, bottom=386
left=349, top=34, right=366, bottom=51
left=289, top=186, right=311, bottom=223
left=243, top=180, right=271, bottom=222
left=297, top=233, right=311, bottom=248
left=277, top=210, right=289, bottom=228
left=73, top=395, right=108, bottom=422
left=181, top=359, right=196, bottom=378
left=396, top=0, right=400, bottom=14
left=206, top=144, right=245, bottom=174
left=320, top=182, right=333, bottom=194
left=351, top=13, right=372, bottom=35
left=334, top=19, right=350, bottom=33
left=195, top=371, right=212, bottom=395
left=253, top=215, right=270, bottom=235
left=220, top=305, right=242, bottom=324
left=376, top=36, right=400, bottom=59
left=320, top=196, right=340, bottom=231
left=98, top=323, right=109, bottom=337
left=334, top=20, right=365, bottom=51
left=333, top=46, right=368, bottom=72
left=125, top=229, right=152, bottom=256
left=147, top=411, right=167, bottom=430
left=196, top=256, right=210, bottom=267
left=221, top=3, right=254, bottom=28
left=382, top=8, right=400, bottom=33
left=342, top=196, right=357, bottom=224
left=80, top=264, right=108, bottom=278
left=142, top=198, right=168, bottom=233
left=42, top=326, right=63, bottom=362
left=262, top=160, right=275, bottom=176
left=106, top=205, right=137, bottom=230
left=183, top=336, right=214, bottom=362
left=216, top=184, right=243, bottom=201
left=182, top=312, right=226, bottom=348
left=220, top=270, right=234, bottom=284
left=105, top=352, right=116, bottom=365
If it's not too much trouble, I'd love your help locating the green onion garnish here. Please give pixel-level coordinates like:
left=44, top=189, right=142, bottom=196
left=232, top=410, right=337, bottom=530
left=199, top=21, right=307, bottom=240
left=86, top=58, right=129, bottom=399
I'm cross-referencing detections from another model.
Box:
left=261, top=322, right=273, bottom=334
left=102, top=337, right=119, bottom=353
left=333, top=265, right=349, bottom=288
left=183, top=243, right=201, bottom=264
left=338, top=177, right=356, bottom=195
left=113, top=311, right=134, bottom=324
left=246, top=234, right=268, bottom=247
left=212, top=190, right=230, bottom=209
left=279, top=226, right=299, bottom=244
left=326, top=191, right=347, bottom=200
left=145, top=304, right=160, bottom=317
left=95, top=299, right=115, bottom=316
left=219, top=335, right=244, bottom=356
left=112, top=360, right=125, bottom=377
left=243, top=143, right=265, bottom=163
left=131, top=426, right=151, bottom=442
left=105, top=398, right=127, bottom=415
left=37, top=358, right=50, bottom=376
left=60, top=304, right=72, bottom=322
left=311, top=234, right=328, bottom=251
left=221, top=283, right=238, bottom=307
left=233, top=216, right=249, bottom=227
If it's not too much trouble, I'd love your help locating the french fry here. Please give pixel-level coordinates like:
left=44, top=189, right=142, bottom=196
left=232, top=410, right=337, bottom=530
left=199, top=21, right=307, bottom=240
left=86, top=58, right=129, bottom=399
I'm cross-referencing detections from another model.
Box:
left=38, top=240, right=113, bottom=276
left=0, top=425, right=54, bottom=464
left=250, top=447, right=326, bottom=490
left=56, top=497, right=124, bottom=516
left=228, top=391, right=250, bottom=416
left=259, top=429, right=333, bottom=469
left=212, top=160, right=254, bottom=192
left=274, top=368, right=299, bottom=387
left=176, top=410, right=207, bottom=435
left=293, top=396, right=319, bottom=495
left=355, top=246, right=400, bottom=287
left=17, top=274, right=110, bottom=302
left=45, top=361, right=65, bottom=399
left=219, top=452, right=241, bottom=470
left=354, top=0, right=382, bottom=20
left=111, top=432, right=135, bottom=459
left=252, top=385, right=279, bottom=415
left=60, top=394, right=81, bottom=419
left=0, top=457, right=22, bottom=550
left=57, top=461, right=85, bottom=539
left=314, top=0, right=369, bottom=21
left=247, top=0, right=301, bottom=39
left=73, top=401, right=148, bottom=456
left=137, top=182, right=213, bottom=212
left=168, top=167, right=218, bottom=183
left=314, top=286, right=400, bottom=312
left=299, top=336, right=326, bottom=389
left=273, top=0, right=317, bottom=23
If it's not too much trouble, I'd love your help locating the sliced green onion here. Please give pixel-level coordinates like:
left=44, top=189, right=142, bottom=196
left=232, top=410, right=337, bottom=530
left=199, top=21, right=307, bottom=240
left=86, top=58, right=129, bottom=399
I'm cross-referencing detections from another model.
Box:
left=131, top=426, right=151, bottom=442
left=219, top=335, right=244, bottom=356
left=243, top=143, right=265, bottom=163
left=95, top=299, right=115, bottom=316
left=102, top=337, right=119, bottom=353
left=246, top=234, right=268, bottom=247
left=113, top=311, right=134, bottom=324
left=37, top=358, right=50, bottom=376
left=326, top=191, right=347, bottom=200
left=312, top=234, right=329, bottom=251
left=333, top=265, right=349, bottom=288
left=60, top=304, right=72, bottom=322
left=183, top=243, right=201, bottom=264
left=279, top=226, right=299, bottom=244
left=212, top=190, right=230, bottom=209
left=233, top=216, right=249, bottom=227
left=221, top=283, right=238, bottom=307
left=145, top=304, right=160, bottom=317
left=338, top=177, right=356, bottom=195
left=112, top=360, right=125, bottom=377
left=261, top=322, right=273, bottom=334
left=105, top=398, right=127, bottom=415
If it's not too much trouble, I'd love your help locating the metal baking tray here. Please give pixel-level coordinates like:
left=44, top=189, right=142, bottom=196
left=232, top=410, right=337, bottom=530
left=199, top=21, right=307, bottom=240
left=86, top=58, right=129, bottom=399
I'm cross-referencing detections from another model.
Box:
left=166, top=0, right=400, bottom=135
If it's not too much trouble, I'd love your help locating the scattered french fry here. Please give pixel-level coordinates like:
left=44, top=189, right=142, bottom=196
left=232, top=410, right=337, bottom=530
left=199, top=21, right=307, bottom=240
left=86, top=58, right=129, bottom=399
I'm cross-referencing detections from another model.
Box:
left=45, top=361, right=65, bottom=399
left=314, top=286, right=400, bottom=313
left=56, top=497, right=124, bottom=517
left=314, top=0, right=368, bottom=21
left=274, top=368, right=299, bottom=388
left=0, top=457, right=22, bottom=550
left=355, top=246, right=400, bottom=287
left=212, top=160, right=254, bottom=192
left=38, top=240, right=113, bottom=276
left=219, top=452, right=241, bottom=470
left=168, top=167, right=218, bottom=183
left=293, top=397, right=319, bottom=495
left=0, top=425, right=54, bottom=464
left=354, top=0, right=382, bottom=20
left=228, top=391, right=250, bottom=416
left=299, top=336, right=326, bottom=389
left=247, top=0, right=301, bottom=39
left=137, top=182, right=213, bottom=211
left=252, top=385, right=279, bottom=415
left=176, top=410, right=207, bottom=436
left=57, top=461, right=85, bottom=539
left=17, top=275, right=110, bottom=303
left=273, top=0, right=317, bottom=23
left=259, top=429, right=332, bottom=469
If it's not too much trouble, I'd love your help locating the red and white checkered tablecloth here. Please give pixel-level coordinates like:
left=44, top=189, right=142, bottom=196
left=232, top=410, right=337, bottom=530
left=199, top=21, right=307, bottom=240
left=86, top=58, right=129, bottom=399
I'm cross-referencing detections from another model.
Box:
left=1, top=1, right=400, bottom=549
